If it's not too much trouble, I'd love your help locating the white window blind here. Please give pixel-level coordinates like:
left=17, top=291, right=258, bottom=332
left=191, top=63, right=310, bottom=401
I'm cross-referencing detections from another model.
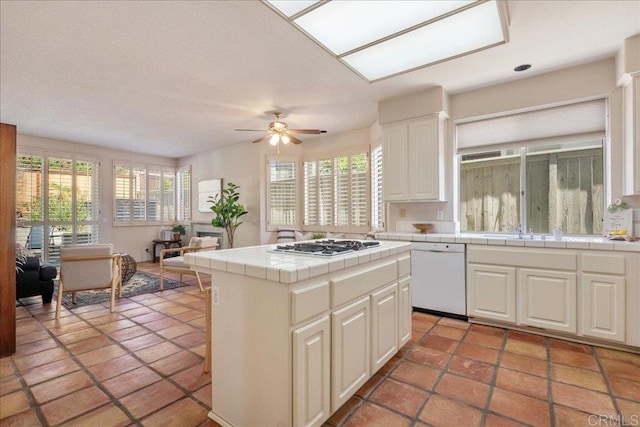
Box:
left=114, top=162, right=178, bottom=224
left=304, top=161, right=318, bottom=227
left=162, top=169, right=175, bottom=221
left=17, top=151, right=99, bottom=264
left=148, top=168, right=161, bottom=221
left=177, top=166, right=191, bottom=222
left=267, top=157, right=297, bottom=229
left=457, top=99, right=606, bottom=154
left=371, top=144, right=384, bottom=230
left=350, top=153, right=369, bottom=227
left=303, top=147, right=370, bottom=231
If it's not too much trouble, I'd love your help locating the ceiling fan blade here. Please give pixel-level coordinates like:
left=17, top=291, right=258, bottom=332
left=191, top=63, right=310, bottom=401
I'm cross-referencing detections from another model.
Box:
left=288, top=129, right=327, bottom=134
left=235, top=129, right=266, bottom=132
left=289, top=135, right=303, bottom=145
left=252, top=134, right=271, bottom=144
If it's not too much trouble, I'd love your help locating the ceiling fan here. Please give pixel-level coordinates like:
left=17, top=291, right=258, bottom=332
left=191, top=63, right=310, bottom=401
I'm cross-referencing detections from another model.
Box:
left=235, top=112, right=327, bottom=145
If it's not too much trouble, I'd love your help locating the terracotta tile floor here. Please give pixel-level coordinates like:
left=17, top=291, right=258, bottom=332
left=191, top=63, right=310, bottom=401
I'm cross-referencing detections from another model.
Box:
left=2, top=262, right=639, bottom=426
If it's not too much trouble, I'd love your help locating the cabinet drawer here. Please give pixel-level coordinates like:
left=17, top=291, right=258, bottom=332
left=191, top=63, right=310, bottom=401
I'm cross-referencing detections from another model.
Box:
left=331, top=260, right=397, bottom=308
left=582, top=253, right=625, bottom=275
left=291, top=282, right=330, bottom=324
left=398, top=255, right=410, bottom=278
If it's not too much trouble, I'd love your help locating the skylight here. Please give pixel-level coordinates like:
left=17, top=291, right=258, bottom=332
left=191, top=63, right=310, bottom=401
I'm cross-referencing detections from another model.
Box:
left=264, top=0, right=509, bottom=82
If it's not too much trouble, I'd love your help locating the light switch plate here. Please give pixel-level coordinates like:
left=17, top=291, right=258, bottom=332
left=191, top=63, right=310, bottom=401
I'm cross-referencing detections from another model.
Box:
left=437, top=210, right=444, bottom=220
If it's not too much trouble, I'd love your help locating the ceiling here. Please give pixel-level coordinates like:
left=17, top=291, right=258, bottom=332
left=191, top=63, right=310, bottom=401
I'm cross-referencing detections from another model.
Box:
left=1, top=1, right=638, bottom=159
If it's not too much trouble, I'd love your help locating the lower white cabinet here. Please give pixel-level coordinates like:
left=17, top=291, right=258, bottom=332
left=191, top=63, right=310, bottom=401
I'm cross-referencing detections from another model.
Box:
left=518, top=269, right=577, bottom=333
left=399, top=278, right=412, bottom=347
left=331, top=296, right=370, bottom=411
left=293, top=316, right=331, bottom=427
left=582, top=274, right=626, bottom=342
left=371, top=283, right=399, bottom=372
left=467, top=264, right=516, bottom=323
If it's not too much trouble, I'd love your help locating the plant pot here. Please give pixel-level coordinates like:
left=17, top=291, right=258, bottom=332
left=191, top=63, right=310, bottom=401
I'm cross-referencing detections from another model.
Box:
left=173, top=233, right=181, bottom=241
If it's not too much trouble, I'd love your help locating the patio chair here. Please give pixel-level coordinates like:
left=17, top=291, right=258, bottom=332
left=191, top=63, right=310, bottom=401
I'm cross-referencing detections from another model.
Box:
left=55, top=244, right=122, bottom=319
left=159, top=236, right=218, bottom=291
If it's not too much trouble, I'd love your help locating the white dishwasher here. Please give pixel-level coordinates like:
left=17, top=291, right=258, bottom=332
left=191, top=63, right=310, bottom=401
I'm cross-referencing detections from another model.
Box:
left=411, top=242, right=466, bottom=319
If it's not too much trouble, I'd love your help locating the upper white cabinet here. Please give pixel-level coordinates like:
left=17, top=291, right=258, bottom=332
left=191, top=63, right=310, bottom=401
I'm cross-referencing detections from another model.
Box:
left=382, top=114, right=445, bottom=201
left=623, top=74, right=640, bottom=195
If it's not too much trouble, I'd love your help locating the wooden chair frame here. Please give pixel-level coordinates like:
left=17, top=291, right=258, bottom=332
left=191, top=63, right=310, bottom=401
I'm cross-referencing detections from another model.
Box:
left=159, top=244, right=217, bottom=292
left=55, top=254, right=122, bottom=319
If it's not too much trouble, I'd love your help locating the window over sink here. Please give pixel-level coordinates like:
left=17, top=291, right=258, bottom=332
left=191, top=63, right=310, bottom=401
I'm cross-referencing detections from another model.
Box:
left=457, top=99, right=606, bottom=235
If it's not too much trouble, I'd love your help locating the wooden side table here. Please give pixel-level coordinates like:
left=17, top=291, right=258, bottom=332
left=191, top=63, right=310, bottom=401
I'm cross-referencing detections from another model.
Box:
left=152, top=239, right=181, bottom=263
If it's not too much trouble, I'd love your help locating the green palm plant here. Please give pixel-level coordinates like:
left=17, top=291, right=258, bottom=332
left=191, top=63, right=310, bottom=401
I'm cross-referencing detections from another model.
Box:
left=208, top=182, right=248, bottom=248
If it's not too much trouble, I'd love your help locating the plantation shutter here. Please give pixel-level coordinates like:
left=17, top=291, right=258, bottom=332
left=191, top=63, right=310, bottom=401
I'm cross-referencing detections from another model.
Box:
left=114, top=164, right=131, bottom=221
left=177, top=166, right=191, bottom=221
left=268, top=157, right=297, bottom=227
left=304, top=161, right=318, bottom=226
left=318, top=159, right=333, bottom=227
left=16, top=153, right=44, bottom=223
left=457, top=99, right=607, bottom=154
left=371, top=144, right=384, bottom=229
left=132, top=166, right=146, bottom=221
left=350, top=152, right=369, bottom=227
left=335, top=155, right=349, bottom=226
left=148, top=168, right=161, bottom=221
left=162, top=169, right=176, bottom=221
left=303, top=147, right=371, bottom=231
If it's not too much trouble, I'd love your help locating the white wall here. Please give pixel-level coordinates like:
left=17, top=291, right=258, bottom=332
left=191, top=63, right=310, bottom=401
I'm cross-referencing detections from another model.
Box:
left=17, top=134, right=177, bottom=262
left=179, top=140, right=304, bottom=247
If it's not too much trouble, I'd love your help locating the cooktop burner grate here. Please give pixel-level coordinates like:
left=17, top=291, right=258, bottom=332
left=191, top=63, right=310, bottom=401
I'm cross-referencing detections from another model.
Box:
left=273, top=239, right=380, bottom=256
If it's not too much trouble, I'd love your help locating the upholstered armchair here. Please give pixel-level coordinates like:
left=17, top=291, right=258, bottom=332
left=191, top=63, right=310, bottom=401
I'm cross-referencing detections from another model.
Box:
left=16, top=256, right=57, bottom=304
left=159, top=236, right=218, bottom=291
left=55, top=244, right=121, bottom=319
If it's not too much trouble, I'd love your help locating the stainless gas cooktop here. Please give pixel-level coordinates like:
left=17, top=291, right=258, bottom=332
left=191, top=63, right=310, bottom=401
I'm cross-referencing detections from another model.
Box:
left=272, top=239, right=380, bottom=257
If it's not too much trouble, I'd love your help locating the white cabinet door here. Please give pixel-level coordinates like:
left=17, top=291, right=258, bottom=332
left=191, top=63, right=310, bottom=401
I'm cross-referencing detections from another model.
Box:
left=331, top=296, right=370, bottom=411
left=518, top=269, right=577, bottom=333
left=382, top=115, right=444, bottom=202
left=409, top=117, right=443, bottom=201
left=582, top=274, right=626, bottom=342
left=293, top=316, right=331, bottom=427
left=399, top=277, right=412, bottom=347
left=382, top=124, right=408, bottom=201
left=467, top=264, right=516, bottom=323
left=371, top=283, right=398, bottom=372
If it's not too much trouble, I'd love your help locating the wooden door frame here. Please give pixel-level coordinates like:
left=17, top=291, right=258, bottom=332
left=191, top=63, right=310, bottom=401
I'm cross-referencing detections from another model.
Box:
left=0, top=123, right=17, bottom=356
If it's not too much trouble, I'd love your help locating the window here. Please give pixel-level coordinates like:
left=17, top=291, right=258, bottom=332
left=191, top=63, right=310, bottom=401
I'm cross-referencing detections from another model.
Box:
left=267, top=156, right=297, bottom=230
left=303, top=147, right=370, bottom=232
left=114, top=162, right=183, bottom=224
left=371, top=144, right=384, bottom=230
left=458, top=100, right=606, bottom=235
left=176, top=166, right=191, bottom=222
left=16, top=151, right=99, bottom=265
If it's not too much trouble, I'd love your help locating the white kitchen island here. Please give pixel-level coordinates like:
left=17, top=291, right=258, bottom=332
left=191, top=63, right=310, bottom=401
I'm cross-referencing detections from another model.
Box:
left=184, top=240, right=412, bottom=427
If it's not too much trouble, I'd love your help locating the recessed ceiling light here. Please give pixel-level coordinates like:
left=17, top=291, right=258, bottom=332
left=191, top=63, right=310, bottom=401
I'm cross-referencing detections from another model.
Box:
left=514, top=64, right=531, bottom=72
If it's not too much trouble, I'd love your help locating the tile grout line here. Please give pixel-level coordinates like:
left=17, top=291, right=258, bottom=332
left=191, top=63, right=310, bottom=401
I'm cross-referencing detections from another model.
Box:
left=478, top=324, right=508, bottom=426
left=23, top=303, right=140, bottom=426
left=16, top=284, right=210, bottom=425
left=592, top=346, right=624, bottom=418
left=545, top=335, right=556, bottom=427
left=408, top=320, right=470, bottom=425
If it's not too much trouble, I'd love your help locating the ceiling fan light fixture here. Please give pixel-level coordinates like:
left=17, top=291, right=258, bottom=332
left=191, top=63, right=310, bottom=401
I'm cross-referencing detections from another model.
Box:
left=269, top=134, right=280, bottom=145
left=281, top=134, right=291, bottom=144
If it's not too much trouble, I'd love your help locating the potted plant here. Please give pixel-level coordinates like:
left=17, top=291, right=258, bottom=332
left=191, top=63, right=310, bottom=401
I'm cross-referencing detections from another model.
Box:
left=208, top=182, right=248, bottom=248
left=171, top=224, right=186, bottom=241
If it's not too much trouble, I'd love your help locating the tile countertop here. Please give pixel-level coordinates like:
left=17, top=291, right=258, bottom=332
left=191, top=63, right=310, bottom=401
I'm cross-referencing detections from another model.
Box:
left=184, top=240, right=412, bottom=284
left=375, top=232, right=640, bottom=252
